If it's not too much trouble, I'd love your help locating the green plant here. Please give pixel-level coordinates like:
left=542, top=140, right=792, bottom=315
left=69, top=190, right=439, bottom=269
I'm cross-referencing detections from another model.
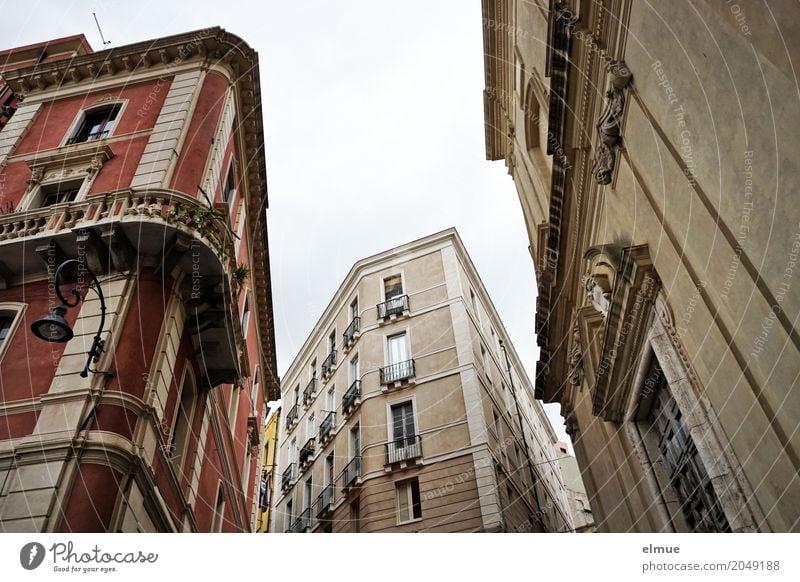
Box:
left=234, top=263, right=251, bottom=284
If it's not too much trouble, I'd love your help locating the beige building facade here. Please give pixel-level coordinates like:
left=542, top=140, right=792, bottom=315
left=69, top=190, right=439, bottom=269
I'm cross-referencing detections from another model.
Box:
left=274, top=229, right=572, bottom=532
left=483, top=0, right=800, bottom=531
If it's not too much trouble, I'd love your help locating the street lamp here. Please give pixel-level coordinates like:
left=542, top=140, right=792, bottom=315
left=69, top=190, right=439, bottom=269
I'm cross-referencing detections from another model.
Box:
left=31, top=258, right=114, bottom=378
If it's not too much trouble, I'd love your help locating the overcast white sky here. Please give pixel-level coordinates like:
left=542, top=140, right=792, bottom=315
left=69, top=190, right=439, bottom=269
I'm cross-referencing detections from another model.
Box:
left=1, top=0, right=570, bottom=445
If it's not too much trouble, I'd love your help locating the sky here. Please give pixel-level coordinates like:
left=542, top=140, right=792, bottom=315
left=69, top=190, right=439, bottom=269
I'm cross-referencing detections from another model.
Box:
left=1, top=0, right=570, bottom=445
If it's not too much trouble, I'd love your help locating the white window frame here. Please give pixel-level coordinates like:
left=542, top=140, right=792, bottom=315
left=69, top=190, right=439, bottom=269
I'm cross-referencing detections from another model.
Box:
left=383, top=327, right=411, bottom=366
left=0, top=302, right=27, bottom=363
left=60, top=99, right=128, bottom=147
left=20, top=175, right=92, bottom=211
left=380, top=271, right=406, bottom=302
left=395, top=477, right=423, bottom=524
left=385, top=394, right=418, bottom=443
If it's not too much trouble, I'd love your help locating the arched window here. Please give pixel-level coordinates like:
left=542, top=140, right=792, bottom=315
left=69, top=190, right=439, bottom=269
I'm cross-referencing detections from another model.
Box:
left=169, top=364, right=197, bottom=473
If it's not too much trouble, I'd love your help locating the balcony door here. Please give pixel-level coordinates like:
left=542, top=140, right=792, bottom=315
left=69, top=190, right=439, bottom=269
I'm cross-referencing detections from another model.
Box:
left=387, top=333, right=408, bottom=366
left=391, top=401, right=415, bottom=445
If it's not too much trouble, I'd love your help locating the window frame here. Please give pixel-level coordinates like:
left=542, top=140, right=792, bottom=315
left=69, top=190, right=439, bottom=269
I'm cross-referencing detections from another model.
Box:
left=395, top=477, right=423, bottom=524
left=21, top=177, right=91, bottom=211
left=167, top=364, right=197, bottom=475
left=0, top=302, right=27, bottom=363
left=386, top=395, right=417, bottom=444
left=62, top=100, right=126, bottom=147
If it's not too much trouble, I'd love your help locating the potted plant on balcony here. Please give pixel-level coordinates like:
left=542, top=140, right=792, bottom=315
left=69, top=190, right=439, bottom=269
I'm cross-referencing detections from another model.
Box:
left=233, top=262, right=250, bottom=295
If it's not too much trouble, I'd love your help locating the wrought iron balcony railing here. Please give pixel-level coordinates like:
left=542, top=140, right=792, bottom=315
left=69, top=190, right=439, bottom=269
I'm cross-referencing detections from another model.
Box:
left=380, top=359, right=415, bottom=385
left=343, top=455, right=362, bottom=489
left=281, top=463, right=295, bottom=492
left=285, top=403, right=298, bottom=430
left=65, top=129, right=109, bottom=144
left=319, top=411, right=335, bottom=443
left=377, top=294, right=409, bottom=319
left=321, top=349, right=337, bottom=378
left=343, top=316, right=360, bottom=347
left=385, top=435, right=423, bottom=465
left=292, top=507, right=311, bottom=533
left=342, top=380, right=361, bottom=415
left=315, top=483, right=334, bottom=518
left=303, top=378, right=316, bottom=405
left=299, top=438, right=316, bottom=467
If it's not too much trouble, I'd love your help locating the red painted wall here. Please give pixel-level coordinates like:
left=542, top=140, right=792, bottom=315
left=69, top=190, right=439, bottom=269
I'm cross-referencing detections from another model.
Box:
left=0, top=410, right=38, bottom=440
left=170, top=72, right=228, bottom=197
left=58, top=463, right=122, bottom=532
left=0, top=280, right=77, bottom=402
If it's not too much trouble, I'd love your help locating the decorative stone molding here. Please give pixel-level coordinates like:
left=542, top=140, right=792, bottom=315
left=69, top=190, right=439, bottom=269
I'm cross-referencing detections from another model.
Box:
left=24, top=143, right=114, bottom=190
left=567, top=323, right=583, bottom=386
left=590, top=244, right=660, bottom=421
left=582, top=244, right=622, bottom=317
left=592, top=61, right=633, bottom=185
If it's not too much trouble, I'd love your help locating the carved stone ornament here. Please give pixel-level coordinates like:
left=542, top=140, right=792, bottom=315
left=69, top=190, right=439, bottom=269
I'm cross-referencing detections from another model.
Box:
left=582, top=244, right=622, bottom=318
left=567, top=323, right=583, bottom=386
left=592, top=60, right=633, bottom=185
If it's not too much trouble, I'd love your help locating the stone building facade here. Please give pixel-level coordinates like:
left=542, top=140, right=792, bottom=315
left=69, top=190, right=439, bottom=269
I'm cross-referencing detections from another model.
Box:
left=0, top=29, right=278, bottom=532
left=274, top=229, right=572, bottom=532
left=483, top=0, right=799, bottom=532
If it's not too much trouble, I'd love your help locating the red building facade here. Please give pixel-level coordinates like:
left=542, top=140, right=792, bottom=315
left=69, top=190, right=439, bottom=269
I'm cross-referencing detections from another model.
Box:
left=0, top=29, right=278, bottom=532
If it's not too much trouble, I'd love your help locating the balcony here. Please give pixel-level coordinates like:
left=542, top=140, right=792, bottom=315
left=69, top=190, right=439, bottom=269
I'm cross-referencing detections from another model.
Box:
left=299, top=438, right=316, bottom=468
left=342, top=380, right=361, bottom=416
left=342, top=316, right=360, bottom=350
left=65, top=130, right=110, bottom=145
left=386, top=435, right=422, bottom=466
left=291, top=507, right=311, bottom=533
left=380, top=359, right=415, bottom=387
left=0, top=187, right=247, bottom=388
left=343, top=455, right=362, bottom=491
left=319, top=411, right=335, bottom=444
left=281, top=463, right=295, bottom=492
left=285, top=403, right=298, bottom=430
left=321, top=349, right=337, bottom=379
left=303, top=378, right=316, bottom=406
left=376, top=294, right=409, bottom=320
left=315, top=483, right=334, bottom=518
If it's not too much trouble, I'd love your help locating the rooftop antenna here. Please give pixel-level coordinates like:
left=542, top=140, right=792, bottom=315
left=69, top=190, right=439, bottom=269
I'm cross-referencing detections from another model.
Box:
left=92, top=12, right=112, bottom=47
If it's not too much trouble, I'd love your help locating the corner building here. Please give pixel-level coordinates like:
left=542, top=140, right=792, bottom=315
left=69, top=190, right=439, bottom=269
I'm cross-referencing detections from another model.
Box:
left=275, top=229, right=571, bottom=533
left=483, top=0, right=800, bottom=531
left=0, top=29, right=278, bottom=531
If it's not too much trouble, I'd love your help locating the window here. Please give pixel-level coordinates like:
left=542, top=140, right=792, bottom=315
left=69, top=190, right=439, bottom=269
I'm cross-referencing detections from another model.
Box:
left=228, top=384, right=240, bottom=428
left=0, top=305, right=24, bottom=360
left=241, top=295, right=250, bottom=333
left=307, top=413, right=315, bottom=441
left=481, top=343, right=490, bottom=378
left=328, top=330, right=336, bottom=353
left=638, top=358, right=730, bottom=532
left=325, top=454, right=335, bottom=486
left=304, top=478, right=313, bottom=511
left=285, top=499, right=293, bottom=532
left=470, top=288, right=478, bottom=313
left=326, top=386, right=335, bottom=412
left=349, top=354, right=360, bottom=382
left=40, top=181, right=81, bottom=207
left=350, top=298, right=359, bottom=320
left=493, top=409, right=502, bottom=441
left=212, top=482, right=225, bottom=532
left=224, top=163, right=236, bottom=207
left=351, top=498, right=361, bottom=533
left=289, top=438, right=297, bottom=466
left=293, top=385, right=300, bottom=406
left=387, top=332, right=409, bottom=365
left=68, top=103, right=121, bottom=144
left=310, top=359, right=317, bottom=379
left=384, top=275, right=403, bottom=299
left=250, top=368, right=260, bottom=415
left=390, top=401, right=416, bottom=443
left=396, top=478, right=422, bottom=522
left=349, top=423, right=361, bottom=457
left=169, top=367, right=196, bottom=472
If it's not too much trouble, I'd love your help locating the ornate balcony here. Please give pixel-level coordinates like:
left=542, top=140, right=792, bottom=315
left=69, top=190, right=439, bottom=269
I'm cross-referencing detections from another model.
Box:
left=315, top=483, right=334, bottom=518
left=285, top=403, right=298, bottom=430
left=299, top=438, right=316, bottom=468
left=321, top=349, right=337, bottom=379
left=281, top=463, right=295, bottom=492
left=380, top=359, right=415, bottom=386
left=303, top=378, right=316, bottom=406
left=342, top=316, right=360, bottom=350
left=0, top=187, right=247, bottom=386
left=342, top=455, right=362, bottom=491
left=376, top=294, right=409, bottom=320
left=386, top=435, right=422, bottom=466
left=342, top=380, right=361, bottom=416
left=319, top=411, right=335, bottom=444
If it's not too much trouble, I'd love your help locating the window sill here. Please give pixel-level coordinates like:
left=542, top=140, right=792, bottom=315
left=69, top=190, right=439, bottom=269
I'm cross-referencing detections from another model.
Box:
left=397, top=517, right=423, bottom=526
